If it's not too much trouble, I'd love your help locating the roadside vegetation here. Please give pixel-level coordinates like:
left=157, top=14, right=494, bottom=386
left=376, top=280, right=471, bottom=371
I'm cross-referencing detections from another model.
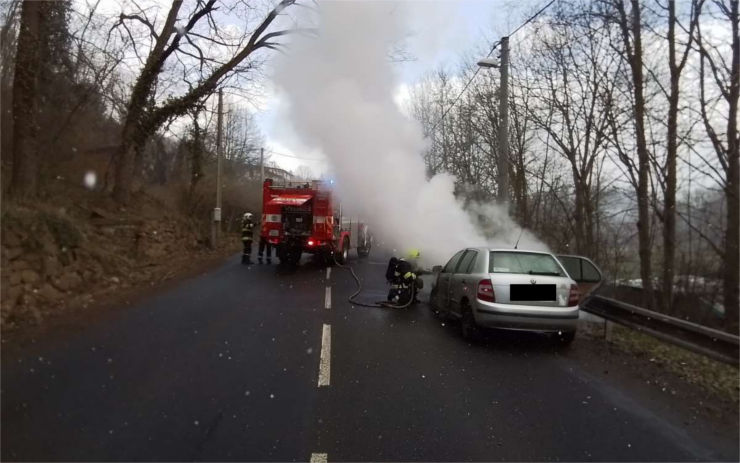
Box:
left=580, top=321, right=739, bottom=409
left=407, top=0, right=738, bottom=334
left=1, top=0, right=291, bottom=328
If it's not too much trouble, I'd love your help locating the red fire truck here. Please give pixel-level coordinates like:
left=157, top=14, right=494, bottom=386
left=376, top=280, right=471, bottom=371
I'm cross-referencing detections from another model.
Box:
left=260, top=178, right=372, bottom=266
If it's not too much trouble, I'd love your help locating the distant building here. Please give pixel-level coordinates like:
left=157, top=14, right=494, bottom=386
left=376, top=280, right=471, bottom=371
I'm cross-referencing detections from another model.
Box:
left=244, top=164, right=299, bottom=183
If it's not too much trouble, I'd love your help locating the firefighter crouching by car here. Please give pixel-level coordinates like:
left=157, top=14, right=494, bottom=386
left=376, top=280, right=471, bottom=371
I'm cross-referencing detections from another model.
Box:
left=385, top=252, right=423, bottom=305
left=241, top=212, right=255, bottom=264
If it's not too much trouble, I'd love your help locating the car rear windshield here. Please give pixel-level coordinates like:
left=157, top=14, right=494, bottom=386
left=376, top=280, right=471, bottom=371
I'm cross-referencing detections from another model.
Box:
left=489, top=251, right=565, bottom=276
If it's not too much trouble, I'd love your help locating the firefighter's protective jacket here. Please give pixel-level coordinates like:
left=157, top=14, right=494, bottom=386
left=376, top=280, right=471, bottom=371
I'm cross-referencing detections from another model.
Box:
left=387, top=258, right=417, bottom=287
left=386, top=257, right=421, bottom=304
left=241, top=218, right=255, bottom=242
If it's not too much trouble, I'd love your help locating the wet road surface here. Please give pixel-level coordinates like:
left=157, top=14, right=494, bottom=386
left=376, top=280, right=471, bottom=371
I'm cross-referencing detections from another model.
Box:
left=2, top=252, right=738, bottom=461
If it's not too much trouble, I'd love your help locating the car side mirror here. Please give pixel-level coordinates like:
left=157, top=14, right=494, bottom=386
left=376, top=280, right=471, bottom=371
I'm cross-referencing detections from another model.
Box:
left=432, top=265, right=442, bottom=274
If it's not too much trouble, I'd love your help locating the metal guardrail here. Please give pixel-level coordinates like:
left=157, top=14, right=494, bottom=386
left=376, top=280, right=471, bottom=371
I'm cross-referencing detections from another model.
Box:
left=581, top=295, right=740, bottom=366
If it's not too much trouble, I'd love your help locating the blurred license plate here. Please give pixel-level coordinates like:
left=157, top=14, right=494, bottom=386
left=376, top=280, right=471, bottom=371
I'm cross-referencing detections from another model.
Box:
left=269, top=230, right=279, bottom=236
left=510, top=284, right=556, bottom=301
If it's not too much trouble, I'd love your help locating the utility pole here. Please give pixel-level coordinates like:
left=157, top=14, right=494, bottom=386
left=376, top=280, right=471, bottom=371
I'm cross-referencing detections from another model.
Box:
left=259, top=147, right=264, bottom=185
left=259, top=147, right=265, bottom=220
left=440, top=88, right=448, bottom=172
left=498, top=36, right=510, bottom=204
left=212, top=88, right=223, bottom=247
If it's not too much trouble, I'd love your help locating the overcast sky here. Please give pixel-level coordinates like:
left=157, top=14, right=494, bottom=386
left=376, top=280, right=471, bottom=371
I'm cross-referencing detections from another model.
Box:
left=255, top=0, right=542, bottom=176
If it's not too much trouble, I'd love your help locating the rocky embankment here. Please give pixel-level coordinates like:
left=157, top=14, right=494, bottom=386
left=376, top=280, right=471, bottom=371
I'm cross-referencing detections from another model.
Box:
left=1, top=194, right=238, bottom=330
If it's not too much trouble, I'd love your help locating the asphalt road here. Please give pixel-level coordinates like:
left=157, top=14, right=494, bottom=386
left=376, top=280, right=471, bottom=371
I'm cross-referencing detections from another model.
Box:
left=2, top=251, right=738, bottom=461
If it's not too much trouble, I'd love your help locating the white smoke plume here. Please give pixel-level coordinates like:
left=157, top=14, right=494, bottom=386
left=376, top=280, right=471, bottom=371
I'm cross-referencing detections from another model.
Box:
left=274, top=1, right=547, bottom=265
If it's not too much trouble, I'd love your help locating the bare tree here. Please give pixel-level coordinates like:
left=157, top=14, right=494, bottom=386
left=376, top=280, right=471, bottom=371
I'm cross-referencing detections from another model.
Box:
left=601, top=0, right=656, bottom=308
left=526, top=4, right=617, bottom=257
left=222, top=105, right=263, bottom=167
left=109, top=0, right=304, bottom=204
left=1, top=0, right=21, bottom=180
left=508, top=69, right=536, bottom=227
left=8, top=0, right=56, bottom=199
left=295, top=165, right=313, bottom=181
left=653, top=0, right=704, bottom=312
left=186, top=105, right=207, bottom=197
left=694, top=0, right=739, bottom=331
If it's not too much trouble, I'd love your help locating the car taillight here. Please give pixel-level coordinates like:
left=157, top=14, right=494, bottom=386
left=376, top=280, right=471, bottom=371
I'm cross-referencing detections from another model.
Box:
left=477, top=279, right=495, bottom=302
left=568, top=284, right=580, bottom=307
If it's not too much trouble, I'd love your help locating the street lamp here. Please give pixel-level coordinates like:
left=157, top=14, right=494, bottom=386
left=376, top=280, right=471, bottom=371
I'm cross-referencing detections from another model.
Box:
left=478, top=36, right=509, bottom=204
left=477, top=57, right=499, bottom=69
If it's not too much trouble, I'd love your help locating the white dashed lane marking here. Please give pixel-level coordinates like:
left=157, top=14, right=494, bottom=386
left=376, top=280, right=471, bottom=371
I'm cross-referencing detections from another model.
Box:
left=315, top=268, right=332, bottom=456
left=318, top=324, right=331, bottom=387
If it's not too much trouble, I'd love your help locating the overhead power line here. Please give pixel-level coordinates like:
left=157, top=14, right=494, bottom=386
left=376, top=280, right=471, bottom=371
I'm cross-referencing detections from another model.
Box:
left=427, top=0, right=556, bottom=136
left=266, top=149, right=324, bottom=161
left=427, top=47, right=493, bottom=135
left=508, top=0, right=557, bottom=38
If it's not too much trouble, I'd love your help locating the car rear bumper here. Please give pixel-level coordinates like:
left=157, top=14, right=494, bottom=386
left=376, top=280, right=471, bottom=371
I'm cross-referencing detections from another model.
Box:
left=473, top=301, right=579, bottom=332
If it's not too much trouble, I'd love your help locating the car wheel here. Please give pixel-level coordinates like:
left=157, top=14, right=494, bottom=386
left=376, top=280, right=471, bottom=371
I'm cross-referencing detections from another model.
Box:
left=337, top=238, right=349, bottom=264
left=357, top=245, right=370, bottom=258
left=556, top=331, right=576, bottom=346
left=460, top=303, right=480, bottom=342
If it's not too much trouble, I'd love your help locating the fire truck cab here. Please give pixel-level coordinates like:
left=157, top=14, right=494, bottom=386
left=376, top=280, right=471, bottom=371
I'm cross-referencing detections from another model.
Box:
left=260, top=178, right=372, bottom=266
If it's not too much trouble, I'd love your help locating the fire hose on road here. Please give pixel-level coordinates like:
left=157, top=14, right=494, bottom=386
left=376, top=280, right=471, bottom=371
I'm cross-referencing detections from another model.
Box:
left=332, top=257, right=416, bottom=309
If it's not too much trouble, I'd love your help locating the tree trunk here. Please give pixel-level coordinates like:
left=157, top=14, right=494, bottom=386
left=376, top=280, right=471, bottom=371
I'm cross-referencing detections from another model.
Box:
left=517, top=170, right=529, bottom=227
left=9, top=0, right=48, bottom=199
left=572, top=167, right=586, bottom=255
left=112, top=117, right=146, bottom=203
left=153, top=137, right=169, bottom=185
left=629, top=0, right=654, bottom=308
left=726, top=144, right=739, bottom=333
left=724, top=0, right=739, bottom=332
left=584, top=188, right=595, bottom=257
left=662, top=0, right=680, bottom=314
left=189, top=117, right=204, bottom=197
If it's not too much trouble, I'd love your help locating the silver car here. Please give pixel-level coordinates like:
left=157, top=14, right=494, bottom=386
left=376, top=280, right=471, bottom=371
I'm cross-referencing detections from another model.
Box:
left=430, top=248, right=602, bottom=343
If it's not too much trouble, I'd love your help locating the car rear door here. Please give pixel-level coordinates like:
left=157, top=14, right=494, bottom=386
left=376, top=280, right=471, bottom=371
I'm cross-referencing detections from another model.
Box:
left=556, top=255, right=603, bottom=296
left=449, top=249, right=478, bottom=317
left=435, top=250, right=464, bottom=310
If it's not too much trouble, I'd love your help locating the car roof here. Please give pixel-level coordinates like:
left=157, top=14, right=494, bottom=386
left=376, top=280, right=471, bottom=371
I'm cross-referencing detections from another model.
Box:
left=485, top=248, right=553, bottom=254
left=456, top=247, right=555, bottom=256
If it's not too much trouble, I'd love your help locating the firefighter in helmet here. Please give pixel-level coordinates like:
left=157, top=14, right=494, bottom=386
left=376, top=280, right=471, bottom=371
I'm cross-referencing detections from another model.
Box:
left=385, top=255, right=422, bottom=305
left=241, top=212, right=255, bottom=264
left=406, top=249, right=421, bottom=269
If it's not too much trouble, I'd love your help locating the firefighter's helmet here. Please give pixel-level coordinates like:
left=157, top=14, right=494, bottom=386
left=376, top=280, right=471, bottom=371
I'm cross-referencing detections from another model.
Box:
left=406, top=249, right=421, bottom=260
left=243, top=212, right=253, bottom=220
